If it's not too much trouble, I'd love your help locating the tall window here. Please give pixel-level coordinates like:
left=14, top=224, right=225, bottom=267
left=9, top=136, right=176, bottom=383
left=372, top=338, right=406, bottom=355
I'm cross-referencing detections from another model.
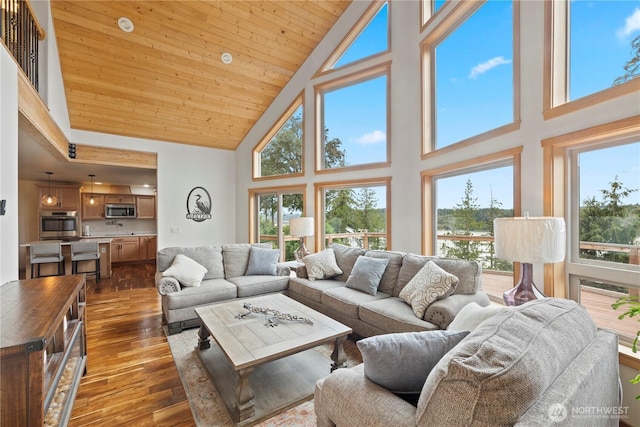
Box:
left=251, top=187, right=305, bottom=261
left=433, top=0, right=514, bottom=149
left=253, top=95, right=303, bottom=179
left=316, top=179, right=390, bottom=250
left=317, top=65, right=390, bottom=171
left=435, top=164, right=514, bottom=300
left=570, top=0, right=640, bottom=101
left=543, top=119, right=640, bottom=346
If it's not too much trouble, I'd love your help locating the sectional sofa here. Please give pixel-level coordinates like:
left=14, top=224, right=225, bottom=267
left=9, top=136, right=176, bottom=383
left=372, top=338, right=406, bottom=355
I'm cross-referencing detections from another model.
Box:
left=155, top=243, right=490, bottom=336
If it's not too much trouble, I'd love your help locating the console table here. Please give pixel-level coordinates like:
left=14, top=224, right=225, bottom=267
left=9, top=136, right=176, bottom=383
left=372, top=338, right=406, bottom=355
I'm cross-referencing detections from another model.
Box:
left=0, top=275, right=87, bottom=426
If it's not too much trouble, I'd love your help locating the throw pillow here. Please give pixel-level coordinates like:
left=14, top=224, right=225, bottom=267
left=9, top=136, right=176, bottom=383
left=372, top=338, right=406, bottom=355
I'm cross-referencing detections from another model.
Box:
left=345, top=256, right=390, bottom=295
left=302, top=249, right=343, bottom=281
left=357, top=330, right=470, bottom=394
left=245, top=246, right=280, bottom=276
left=162, top=254, right=208, bottom=287
left=399, top=261, right=459, bottom=319
left=447, top=302, right=508, bottom=332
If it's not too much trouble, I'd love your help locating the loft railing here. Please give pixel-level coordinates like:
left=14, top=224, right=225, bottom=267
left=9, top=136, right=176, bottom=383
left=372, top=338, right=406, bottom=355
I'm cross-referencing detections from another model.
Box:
left=1, top=0, right=45, bottom=90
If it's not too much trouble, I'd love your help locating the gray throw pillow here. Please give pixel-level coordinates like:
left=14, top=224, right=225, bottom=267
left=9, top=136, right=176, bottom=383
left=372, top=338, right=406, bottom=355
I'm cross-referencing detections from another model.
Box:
left=357, top=330, right=470, bottom=394
left=245, top=246, right=280, bottom=276
left=345, top=256, right=390, bottom=295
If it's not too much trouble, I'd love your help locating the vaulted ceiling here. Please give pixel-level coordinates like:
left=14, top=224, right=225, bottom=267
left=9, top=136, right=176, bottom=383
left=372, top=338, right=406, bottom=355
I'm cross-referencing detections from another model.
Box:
left=50, top=0, right=351, bottom=150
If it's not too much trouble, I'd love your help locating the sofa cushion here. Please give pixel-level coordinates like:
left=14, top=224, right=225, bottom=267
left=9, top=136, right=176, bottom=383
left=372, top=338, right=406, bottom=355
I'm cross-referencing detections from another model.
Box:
left=288, top=277, right=345, bottom=303
left=222, top=243, right=270, bottom=278
left=416, top=298, right=598, bottom=426
left=345, top=256, right=389, bottom=295
left=431, top=258, right=482, bottom=295
left=157, top=245, right=224, bottom=280
left=446, top=302, right=508, bottom=332
left=363, top=250, right=404, bottom=295
left=162, top=254, right=208, bottom=287
left=357, top=330, right=470, bottom=394
left=322, top=286, right=390, bottom=320
left=329, top=243, right=365, bottom=282
left=226, top=275, right=289, bottom=298
left=245, top=246, right=280, bottom=276
left=359, top=297, right=440, bottom=333
left=399, top=261, right=458, bottom=319
left=163, top=278, right=237, bottom=310
left=302, top=249, right=343, bottom=281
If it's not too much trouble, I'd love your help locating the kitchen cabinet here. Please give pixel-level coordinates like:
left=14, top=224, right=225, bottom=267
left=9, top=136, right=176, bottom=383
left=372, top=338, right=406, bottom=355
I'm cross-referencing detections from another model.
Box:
left=81, top=194, right=105, bottom=219
left=139, top=236, right=157, bottom=260
left=105, top=195, right=135, bottom=204
left=111, top=237, right=140, bottom=263
left=136, top=195, right=156, bottom=219
left=1, top=275, right=87, bottom=427
left=38, top=185, right=80, bottom=210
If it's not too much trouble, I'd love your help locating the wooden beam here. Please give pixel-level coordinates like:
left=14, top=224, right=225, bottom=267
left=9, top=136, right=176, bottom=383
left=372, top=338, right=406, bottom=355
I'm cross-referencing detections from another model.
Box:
left=73, top=144, right=156, bottom=169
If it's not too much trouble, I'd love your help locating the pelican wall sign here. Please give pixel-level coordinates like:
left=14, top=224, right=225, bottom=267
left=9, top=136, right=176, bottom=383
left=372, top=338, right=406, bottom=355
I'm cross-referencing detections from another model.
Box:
left=186, top=187, right=212, bottom=222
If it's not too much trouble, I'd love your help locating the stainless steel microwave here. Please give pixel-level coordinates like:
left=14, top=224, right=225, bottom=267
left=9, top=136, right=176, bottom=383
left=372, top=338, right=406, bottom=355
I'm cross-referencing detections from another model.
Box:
left=40, top=210, right=79, bottom=239
left=105, top=204, right=137, bottom=218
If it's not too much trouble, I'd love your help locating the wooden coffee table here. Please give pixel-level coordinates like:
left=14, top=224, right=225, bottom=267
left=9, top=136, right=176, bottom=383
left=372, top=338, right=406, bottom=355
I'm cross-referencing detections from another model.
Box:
left=195, top=293, right=352, bottom=426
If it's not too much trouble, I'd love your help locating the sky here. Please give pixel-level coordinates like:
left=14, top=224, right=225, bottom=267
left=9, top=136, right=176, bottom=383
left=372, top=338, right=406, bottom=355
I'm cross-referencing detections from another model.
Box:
left=319, top=1, right=639, bottom=210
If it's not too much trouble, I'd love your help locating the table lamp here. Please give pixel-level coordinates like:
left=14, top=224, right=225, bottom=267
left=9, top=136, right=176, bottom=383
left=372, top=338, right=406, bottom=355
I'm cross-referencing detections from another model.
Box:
left=493, top=214, right=566, bottom=306
left=290, top=217, right=314, bottom=261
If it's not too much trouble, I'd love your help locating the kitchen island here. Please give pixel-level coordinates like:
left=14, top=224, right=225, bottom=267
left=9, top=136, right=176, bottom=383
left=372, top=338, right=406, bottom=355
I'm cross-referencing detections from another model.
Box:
left=21, top=238, right=113, bottom=279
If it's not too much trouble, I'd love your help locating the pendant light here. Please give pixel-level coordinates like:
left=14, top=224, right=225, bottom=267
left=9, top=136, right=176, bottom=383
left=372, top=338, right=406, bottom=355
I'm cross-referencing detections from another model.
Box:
left=88, top=174, right=97, bottom=205
left=41, top=172, right=58, bottom=207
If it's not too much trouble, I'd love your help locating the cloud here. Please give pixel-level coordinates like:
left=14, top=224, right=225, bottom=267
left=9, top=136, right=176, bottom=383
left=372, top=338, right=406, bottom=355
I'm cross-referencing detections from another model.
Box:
left=468, top=56, right=512, bottom=79
left=617, top=7, right=640, bottom=39
left=355, top=130, right=386, bottom=145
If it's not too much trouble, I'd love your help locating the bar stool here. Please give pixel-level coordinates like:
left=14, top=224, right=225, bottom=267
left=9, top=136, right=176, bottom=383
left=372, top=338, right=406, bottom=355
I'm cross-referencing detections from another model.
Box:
left=71, top=241, right=101, bottom=283
left=30, top=241, right=65, bottom=278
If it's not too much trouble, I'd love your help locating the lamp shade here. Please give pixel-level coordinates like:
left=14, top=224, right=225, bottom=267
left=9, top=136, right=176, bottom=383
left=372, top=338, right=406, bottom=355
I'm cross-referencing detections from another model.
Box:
left=290, top=217, right=314, bottom=237
left=494, top=217, right=566, bottom=263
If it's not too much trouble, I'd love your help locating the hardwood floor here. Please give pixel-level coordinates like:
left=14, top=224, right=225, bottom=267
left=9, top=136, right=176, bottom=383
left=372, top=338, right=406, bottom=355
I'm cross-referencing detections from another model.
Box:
left=69, top=263, right=196, bottom=427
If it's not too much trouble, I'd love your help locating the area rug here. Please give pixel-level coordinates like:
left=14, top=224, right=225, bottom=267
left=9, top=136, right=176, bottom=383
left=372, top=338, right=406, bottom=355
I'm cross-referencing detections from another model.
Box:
left=166, top=328, right=362, bottom=426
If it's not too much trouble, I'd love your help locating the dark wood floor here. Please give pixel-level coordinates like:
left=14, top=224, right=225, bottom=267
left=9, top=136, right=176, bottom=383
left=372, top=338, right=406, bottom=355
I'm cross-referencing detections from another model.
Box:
left=69, top=263, right=196, bottom=427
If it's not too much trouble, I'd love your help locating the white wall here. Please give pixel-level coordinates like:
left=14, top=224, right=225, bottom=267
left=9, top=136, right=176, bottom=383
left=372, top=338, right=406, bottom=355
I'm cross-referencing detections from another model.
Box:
left=0, top=48, right=20, bottom=285
left=69, top=130, right=237, bottom=249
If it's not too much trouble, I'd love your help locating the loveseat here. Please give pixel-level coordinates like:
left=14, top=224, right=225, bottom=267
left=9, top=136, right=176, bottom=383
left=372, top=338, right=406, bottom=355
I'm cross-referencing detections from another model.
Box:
left=156, top=244, right=290, bottom=334
left=315, top=298, right=621, bottom=426
left=288, top=243, right=491, bottom=337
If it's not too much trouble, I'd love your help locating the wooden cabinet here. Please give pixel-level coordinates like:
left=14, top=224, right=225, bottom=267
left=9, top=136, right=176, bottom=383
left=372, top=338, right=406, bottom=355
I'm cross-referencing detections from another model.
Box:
left=111, top=237, right=140, bottom=263
left=139, top=236, right=157, bottom=260
left=105, top=195, right=135, bottom=204
left=38, top=185, right=80, bottom=210
left=81, top=194, right=105, bottom=219
left=136, top=195, right=156, bottom=219
left=1, top=275, right=87, bottom=427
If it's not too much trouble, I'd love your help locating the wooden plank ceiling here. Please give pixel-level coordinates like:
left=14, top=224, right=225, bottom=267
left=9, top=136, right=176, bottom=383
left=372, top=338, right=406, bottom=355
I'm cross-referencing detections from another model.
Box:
left=50, top=0, right=351, bottom=150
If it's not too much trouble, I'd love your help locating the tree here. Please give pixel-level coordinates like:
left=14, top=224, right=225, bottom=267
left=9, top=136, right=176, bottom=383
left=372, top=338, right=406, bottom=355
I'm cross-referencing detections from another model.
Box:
left=485, top=190, right=512, bottom=271
left=613, top=34, right=640, bottom=86
left=260, top=114, right=302, bottom=177
left=441, top=179, right=483, bottom=261
left=580, top=176, right=640, bottom=263
left=325, top=188, right=357, bottom=236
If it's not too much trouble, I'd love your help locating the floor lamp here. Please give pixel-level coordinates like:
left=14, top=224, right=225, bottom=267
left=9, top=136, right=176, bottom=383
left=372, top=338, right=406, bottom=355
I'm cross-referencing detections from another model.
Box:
left=493, top=215, right=566, bottom=306
left=290, top=217, right=314, bottom=262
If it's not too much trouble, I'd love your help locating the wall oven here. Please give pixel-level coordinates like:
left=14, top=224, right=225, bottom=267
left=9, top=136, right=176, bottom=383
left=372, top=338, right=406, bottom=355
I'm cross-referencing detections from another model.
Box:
left=39, top=211, right=79, bottom=239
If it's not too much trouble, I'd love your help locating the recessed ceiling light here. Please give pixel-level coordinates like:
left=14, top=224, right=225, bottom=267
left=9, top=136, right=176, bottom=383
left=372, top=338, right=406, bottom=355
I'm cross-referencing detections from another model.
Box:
left=221, top=52, right=233, bottom=64
left=118, top=17, right=134, bottom=33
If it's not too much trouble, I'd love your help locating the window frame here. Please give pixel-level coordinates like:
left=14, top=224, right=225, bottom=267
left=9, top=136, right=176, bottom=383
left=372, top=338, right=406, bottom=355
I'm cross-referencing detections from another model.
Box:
left=543, top=0, right=640, bottom=120
left=314, top=62, right=392, bottom=174
left=248, top=184, right=307, bottom=261
left=314, top=177, right=392, bottom=252
left=420, top=0, right=521, bottom=158
left=252, top=92, right=304, bottom=180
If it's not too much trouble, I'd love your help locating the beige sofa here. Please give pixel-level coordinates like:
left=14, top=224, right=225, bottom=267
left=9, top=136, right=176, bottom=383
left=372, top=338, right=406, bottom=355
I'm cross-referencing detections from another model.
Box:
left=155, top=244, right=290, bottom=334
left=288, top=243, right=491, bottom=337
left=315, top=298, right=621, bottom=426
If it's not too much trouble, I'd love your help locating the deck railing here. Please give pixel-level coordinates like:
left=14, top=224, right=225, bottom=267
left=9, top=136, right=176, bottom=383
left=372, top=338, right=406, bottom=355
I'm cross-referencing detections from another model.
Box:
left=1, top=0, right=45, bottom=90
